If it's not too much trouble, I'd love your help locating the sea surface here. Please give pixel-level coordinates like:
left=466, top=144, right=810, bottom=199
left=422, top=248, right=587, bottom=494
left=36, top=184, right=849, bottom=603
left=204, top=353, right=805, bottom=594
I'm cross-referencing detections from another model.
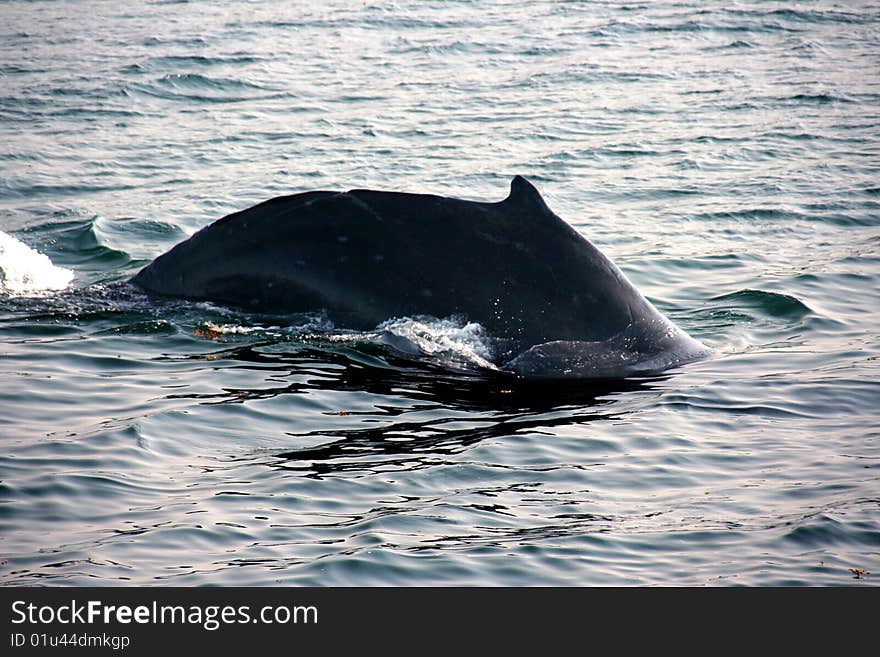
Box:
left=1, top=0, right=878, bottom=586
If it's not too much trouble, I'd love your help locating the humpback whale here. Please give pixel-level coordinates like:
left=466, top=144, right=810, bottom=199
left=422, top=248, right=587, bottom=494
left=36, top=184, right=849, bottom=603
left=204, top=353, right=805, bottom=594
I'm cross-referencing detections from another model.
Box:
left=132, top=176, right=710, bottom=378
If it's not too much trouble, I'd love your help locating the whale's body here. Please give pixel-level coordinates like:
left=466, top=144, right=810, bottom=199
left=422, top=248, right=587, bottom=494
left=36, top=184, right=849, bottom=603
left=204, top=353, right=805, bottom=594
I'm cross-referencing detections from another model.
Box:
left=132, top=176, right=709, bottom=378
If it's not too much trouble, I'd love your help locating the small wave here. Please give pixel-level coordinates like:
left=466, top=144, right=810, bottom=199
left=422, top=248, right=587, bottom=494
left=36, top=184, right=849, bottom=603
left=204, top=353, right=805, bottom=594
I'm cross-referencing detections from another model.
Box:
left=92, top=216, right=186, bottom=263
left=787, top=93, right=856, bottom=105
left=695, top=208, right=794, bottom=222
left=598, top=18, right=801, bottom=36
left=34, top=220, right=130, bottom=269
left=0, top=232, right=73, bottom=295
left=730, top=7, right=870, bottom=25
left=390, top=40, right=505, bottom=56
left=761, top=130, right=824, bottom=141
left=590, top=146, right=662, bottom=158
left=711, top=289, right=812, bottom=319
left=0, top=180, right=138, bottom=200
left=715, top=39, right=756, bottom=50
left=248, top=16, right=471, bottom=31
left=156, top=72, right=267, bottom=92
left=126, top=73, right=276, bottom=103
left=149, top=54, right=264, bottom=68
left=142, top=35, right=207, bottom=48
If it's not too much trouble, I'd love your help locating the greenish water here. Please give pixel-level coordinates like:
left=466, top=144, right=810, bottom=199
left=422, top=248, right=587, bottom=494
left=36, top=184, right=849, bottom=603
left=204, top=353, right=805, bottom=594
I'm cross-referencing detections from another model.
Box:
left=1, top=0, right=878, bottom=585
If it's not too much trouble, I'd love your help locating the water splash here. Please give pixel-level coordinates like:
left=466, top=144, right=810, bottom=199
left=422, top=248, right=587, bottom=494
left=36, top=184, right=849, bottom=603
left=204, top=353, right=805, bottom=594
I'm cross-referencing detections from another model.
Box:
left=376, top=316, right=498, bottom=371
left=0, top=231, right=73, bottom=295
left=194, top=314, right=499, bottom=372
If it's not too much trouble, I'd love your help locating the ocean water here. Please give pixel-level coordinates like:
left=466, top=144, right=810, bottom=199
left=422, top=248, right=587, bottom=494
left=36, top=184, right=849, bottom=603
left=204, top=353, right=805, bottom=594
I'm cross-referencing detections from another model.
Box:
left=1, top=0, right=878, bottom=586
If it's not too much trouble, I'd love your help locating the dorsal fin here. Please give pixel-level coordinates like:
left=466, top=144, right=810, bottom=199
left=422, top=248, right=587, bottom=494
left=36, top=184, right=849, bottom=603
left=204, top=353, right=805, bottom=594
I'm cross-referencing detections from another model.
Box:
left=504, top=175, right=550, bottom=212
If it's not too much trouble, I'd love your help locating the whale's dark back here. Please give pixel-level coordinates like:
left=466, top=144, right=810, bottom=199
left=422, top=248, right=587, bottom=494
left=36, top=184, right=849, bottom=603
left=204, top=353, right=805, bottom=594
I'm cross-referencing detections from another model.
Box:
left=132, top=176, right=706, bottom=372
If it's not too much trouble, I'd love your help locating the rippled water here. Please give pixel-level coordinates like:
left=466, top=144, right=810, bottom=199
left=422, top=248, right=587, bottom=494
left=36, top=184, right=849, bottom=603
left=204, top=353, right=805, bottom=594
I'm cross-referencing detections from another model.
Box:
left=1, top=1, right=878, bottom=586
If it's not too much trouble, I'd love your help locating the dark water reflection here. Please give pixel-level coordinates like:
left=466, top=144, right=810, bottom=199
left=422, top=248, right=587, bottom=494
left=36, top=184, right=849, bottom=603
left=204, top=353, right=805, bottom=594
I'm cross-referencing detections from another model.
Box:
left=161, top=342, right=659, bottom=474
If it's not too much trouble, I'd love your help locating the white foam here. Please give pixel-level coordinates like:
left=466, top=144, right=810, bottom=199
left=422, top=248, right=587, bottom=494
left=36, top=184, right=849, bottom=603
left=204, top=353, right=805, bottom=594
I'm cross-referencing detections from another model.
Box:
left=378, top=316, right=498, bottom=370
left=192, top=315, right=498, bottom=371
left=0, top=231, right=73, bottom=295
left=198, top=321, right=261, bottom=335
left=195, top=314, right=334, bottom=339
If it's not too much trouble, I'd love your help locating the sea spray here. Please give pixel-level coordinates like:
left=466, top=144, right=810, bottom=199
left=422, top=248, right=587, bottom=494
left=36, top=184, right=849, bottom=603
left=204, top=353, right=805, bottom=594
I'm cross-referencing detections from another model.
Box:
left=0, top=231, right=73, bottom=295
